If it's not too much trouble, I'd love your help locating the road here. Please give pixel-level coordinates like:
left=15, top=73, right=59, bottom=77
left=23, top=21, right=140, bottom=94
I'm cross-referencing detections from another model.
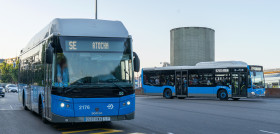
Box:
left=1, top=93, right=280, bottom=134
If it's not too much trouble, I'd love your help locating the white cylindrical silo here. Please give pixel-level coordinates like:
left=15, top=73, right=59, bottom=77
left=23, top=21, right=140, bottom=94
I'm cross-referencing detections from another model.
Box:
left=170, top=27, right=215, bottom=66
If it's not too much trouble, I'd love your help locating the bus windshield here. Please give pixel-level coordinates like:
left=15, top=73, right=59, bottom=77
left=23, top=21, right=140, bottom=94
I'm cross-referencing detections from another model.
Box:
left=53, top=37, right=133, bottom=89
left=250, top=71, right=265, bottom=89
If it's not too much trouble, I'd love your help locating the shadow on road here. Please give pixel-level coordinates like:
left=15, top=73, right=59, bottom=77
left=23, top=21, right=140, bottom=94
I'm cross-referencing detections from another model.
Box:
left=140, top=96, right=268, bottom=103
left=30, top=111, right=125, bottom=133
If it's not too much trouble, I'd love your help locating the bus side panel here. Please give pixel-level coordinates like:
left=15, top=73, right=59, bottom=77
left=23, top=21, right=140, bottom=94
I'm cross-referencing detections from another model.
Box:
left=188, top=87, right=216, bottom=97
left=31, top=86, right=37, bottom=113
left=143, top=85, right=175, bottom=96
left=31, top=85, right=44, bottom=114
left=18, top=85, right=23, bottom=105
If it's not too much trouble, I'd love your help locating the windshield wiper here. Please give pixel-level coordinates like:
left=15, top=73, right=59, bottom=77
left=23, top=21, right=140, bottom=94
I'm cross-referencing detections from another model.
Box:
left=64, top=84, right=111, bottom=94
left=112, top=82, right=128, bottom=93
left=64, top=85, right=81, bottom=94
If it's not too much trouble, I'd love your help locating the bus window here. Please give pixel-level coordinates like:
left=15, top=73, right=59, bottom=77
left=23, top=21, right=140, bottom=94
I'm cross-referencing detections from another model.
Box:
left=215, top=74, right=230, bottom=86
left=143, top=71, right=159, bottom=86
left=248, top=74, right=252, bottom=88
left=200, top=73, right=214, bottom=86
left=161, top=70, right=175, bottom=86
left=189, top=70, right=214, bottom=87
left=189, top=72, right=199, bottom=86
left=143, top=70, right=174, bottom=86
left=56, top=54, right=69, bottom=84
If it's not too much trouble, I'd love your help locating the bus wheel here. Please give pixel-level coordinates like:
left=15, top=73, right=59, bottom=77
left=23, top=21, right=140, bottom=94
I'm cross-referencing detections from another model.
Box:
left=233, top=98, right=240, bottom=101
left=23, top=92, right=28, bottom=110
left=39, top=100, right=47, bottom=123
left=218, top=90, right=228, bottom=101
left=163, top=89, right=173, bottom=99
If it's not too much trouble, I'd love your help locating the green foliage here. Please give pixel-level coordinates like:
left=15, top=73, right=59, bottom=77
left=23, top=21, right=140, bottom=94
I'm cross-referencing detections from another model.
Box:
left=0, top=60, right=19, bottom=83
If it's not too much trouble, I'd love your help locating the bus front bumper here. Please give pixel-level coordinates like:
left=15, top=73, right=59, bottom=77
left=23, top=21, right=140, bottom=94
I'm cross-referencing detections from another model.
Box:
left=248, top=91, right=265, bottom=97
left=50, top=112, right=135, bottom=123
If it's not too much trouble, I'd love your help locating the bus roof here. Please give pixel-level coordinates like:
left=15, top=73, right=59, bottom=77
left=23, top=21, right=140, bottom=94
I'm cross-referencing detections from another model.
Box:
left=21, top=18, right=129, bottom=54
left=143, top=61, right=249, bottom=71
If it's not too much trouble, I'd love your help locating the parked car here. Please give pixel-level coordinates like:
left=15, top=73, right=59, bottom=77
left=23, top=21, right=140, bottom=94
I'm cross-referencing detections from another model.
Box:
left=0, top=83, right=7, bottom=89
left=5, top=84, right=13, bottom=92
left=6, top=84, right=18, bottom=93
left=0, top=87, right=5, bottom=97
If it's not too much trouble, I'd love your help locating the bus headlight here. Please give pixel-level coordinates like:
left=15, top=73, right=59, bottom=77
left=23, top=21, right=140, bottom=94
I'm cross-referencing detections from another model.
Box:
left=251, top=92, right=255, bottom=95
left=60, top=103, right=65, bottom=108
left=127, top=101, right=131, bottom=105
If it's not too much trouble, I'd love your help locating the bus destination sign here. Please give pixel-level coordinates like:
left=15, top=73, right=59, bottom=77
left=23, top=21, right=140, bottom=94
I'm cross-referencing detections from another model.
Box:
left=65, top=40, right=124, bottom=52
left=215, top=69, right=229, bottom=73
left=250, top=66, right=262, bottom=71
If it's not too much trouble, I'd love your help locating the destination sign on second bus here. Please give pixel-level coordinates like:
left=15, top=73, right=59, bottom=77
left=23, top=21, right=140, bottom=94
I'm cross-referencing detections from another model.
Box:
left=250, top=66, right=262, bottom=71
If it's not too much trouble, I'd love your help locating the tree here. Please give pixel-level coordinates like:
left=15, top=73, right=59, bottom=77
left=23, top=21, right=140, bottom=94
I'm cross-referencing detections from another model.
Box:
left=0, top=62, right=12, bottom=83
left=10, top=60, right=19, bottom=83
left=0, top=60, right=19, bottom=83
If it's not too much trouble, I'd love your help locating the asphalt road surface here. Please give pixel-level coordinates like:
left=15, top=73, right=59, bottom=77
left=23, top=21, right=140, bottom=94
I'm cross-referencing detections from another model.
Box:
left=1, top=93, right=280, bottom=134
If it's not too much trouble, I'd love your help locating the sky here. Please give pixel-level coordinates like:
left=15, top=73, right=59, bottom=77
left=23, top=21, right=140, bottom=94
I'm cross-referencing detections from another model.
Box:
left=0, top=0, right=279, bottom=69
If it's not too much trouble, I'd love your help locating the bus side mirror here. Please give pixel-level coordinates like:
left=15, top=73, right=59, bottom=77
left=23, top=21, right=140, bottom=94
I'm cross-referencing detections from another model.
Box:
left=133, top=52, right=140, bottom=72
left=46, top=43, right=53, bottom=64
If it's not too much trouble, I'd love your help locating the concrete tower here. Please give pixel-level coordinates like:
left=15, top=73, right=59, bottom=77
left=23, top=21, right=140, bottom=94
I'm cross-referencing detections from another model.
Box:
left=170, top=27, right=215, bottom=66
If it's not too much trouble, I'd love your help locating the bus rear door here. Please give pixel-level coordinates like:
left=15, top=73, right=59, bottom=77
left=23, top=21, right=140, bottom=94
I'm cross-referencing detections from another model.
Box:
left=175, top=70, right=188, bottom=97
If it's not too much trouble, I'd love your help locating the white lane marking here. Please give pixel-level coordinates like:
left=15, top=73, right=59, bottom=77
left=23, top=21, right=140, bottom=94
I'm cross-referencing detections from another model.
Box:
left=260, top=130, right=279, bottom=134
left=168, top=132, right=174, bottom=134
left=0, top=109, right=11, bottom=110
left=9, top=105, right=13, bottom=110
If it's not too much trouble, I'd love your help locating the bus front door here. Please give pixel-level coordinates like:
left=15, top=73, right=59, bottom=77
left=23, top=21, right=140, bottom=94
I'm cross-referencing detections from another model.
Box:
left=231, top=73, right=247, bottom=97
left=175, top=71, right=188, bottom=96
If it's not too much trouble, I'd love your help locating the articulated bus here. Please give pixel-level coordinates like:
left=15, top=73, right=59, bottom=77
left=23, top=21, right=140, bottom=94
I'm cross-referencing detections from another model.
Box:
left=18, top=18, right=140, bottom=123
left=142, top=61, right=265, bottom=100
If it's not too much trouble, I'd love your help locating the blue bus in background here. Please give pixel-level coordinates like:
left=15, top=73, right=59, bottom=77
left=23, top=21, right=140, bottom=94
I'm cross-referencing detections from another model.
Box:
left=18, top=18, right=140, bottom=123
left=142, top=61, right=265, bottom=100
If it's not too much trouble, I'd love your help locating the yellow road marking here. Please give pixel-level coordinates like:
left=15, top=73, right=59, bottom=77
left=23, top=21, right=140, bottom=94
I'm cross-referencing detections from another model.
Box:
left=62, top=129, right=100, bottom=134
left=90, top=128, right=123, bottom=134
left=57, top=127, right=78, bottom=131
left=62, top=128, right=123, bottom=134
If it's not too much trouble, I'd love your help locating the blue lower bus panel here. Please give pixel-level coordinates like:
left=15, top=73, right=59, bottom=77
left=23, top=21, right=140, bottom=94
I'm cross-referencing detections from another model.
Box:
left=50, top=94, right=135, bottom=123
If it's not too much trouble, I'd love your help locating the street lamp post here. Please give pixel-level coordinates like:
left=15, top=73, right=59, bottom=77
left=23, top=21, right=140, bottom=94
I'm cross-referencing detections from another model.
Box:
left=95, top=0, right=98, bottom=19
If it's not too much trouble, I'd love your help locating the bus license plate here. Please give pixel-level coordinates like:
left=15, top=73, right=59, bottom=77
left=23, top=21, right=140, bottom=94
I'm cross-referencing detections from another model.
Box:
left=85, top=117, right=111, bottom=122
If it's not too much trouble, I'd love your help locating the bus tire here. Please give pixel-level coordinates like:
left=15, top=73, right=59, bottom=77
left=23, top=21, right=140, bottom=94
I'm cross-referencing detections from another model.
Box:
left=233, top=98, right=240, bottom=101
left=39, top=98, right=48, bottom=124
left=23, top=92, right=28, bottom=110
left=163, top=89, right=173, bottom=99
left=218, top=90, right=228, bottom=101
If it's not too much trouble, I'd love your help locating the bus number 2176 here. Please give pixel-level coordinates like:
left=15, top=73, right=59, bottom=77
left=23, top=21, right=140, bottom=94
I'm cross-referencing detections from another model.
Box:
left=79, top=105, right=90, bottom=110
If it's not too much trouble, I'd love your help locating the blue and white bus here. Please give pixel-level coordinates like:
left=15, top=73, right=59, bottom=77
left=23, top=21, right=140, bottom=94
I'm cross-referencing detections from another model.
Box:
left=18, top=18, right=140, bottom=123
left=142, top=61, right=265, bottom=100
